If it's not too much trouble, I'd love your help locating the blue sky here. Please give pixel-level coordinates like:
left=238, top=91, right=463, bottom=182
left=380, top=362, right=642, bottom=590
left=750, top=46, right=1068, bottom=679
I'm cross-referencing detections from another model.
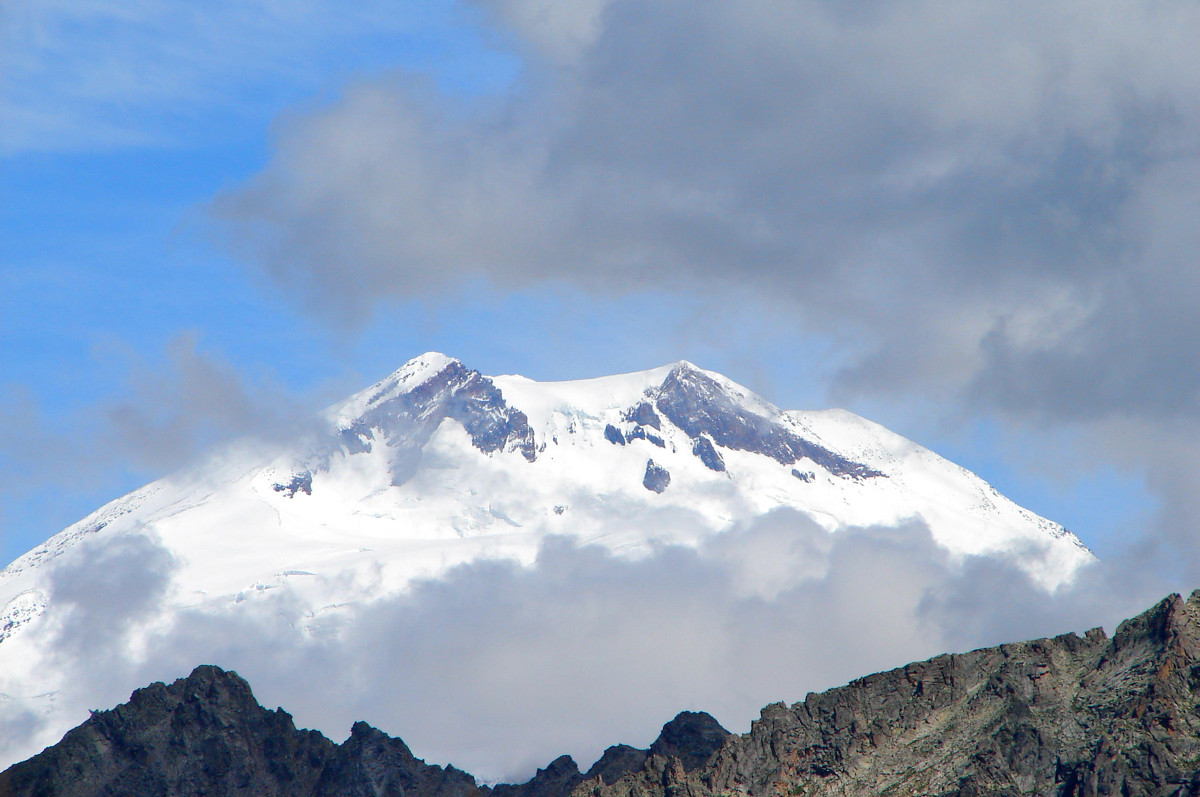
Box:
left=0, top=0, right=1186, bottom=572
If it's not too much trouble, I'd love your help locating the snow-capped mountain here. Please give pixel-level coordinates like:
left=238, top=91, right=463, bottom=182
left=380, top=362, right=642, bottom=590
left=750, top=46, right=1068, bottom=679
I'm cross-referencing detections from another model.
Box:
left=0, top=353, right=1092, bottom=765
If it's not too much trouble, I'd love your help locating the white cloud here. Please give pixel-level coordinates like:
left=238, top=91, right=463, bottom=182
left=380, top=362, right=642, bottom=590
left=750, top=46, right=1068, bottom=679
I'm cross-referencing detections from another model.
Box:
left=7, top=512, right=1170, bottom=782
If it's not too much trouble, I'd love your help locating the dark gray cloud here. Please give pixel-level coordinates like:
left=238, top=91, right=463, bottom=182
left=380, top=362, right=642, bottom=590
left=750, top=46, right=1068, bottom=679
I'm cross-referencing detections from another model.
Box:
left=31, top=529, right=180, bottom=727
left=215, top=0, right=1200, bottom=426
left=99, top=333, right=315, bottom=472
left=0, top=334, right=305, bottom=482
left=47, top=531, right=176, bottom=658
left=11, top=511, right=1173, bottom=782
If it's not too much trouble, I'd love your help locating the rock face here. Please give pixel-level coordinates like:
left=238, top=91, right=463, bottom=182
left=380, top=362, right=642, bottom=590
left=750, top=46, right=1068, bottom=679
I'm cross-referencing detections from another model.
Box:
left=586, top=592, right=1200, bottom=797
left=652, top=364, right=881, bottom=479
left=342, top=358, right=539, bottom=464
left=0, top=665, right=483, bottom=797
left=642, top=460, right=671, bottom=493
left=645, top=712, right=730, bottom=771
left=0, top=664, right=334, bottom=797
left=691, top=437, right=725, bottom=473
left=18, top=589, right=1200, bottom=797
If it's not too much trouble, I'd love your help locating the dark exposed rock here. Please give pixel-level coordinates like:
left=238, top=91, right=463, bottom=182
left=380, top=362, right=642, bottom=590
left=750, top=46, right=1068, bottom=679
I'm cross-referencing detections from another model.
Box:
left=339, top=424, right=375, bottom=455
left=790, top=469, right=814, bottom=483
left=646, top=712, right=729, bottom=772
left=604, top=425, right=627, bottom=446
left=584, top=746, right=650, bottom=786
left=0, top=667, right=485, bottom=797
left=0, top=671, right=693, bottom=797
left=273, top=470, right=313, bottom=498
left=0, top=665, right=343, bottom=797
left=652, top=364, right=880, bottom=480
left=334, top=358, right=890, bottom=490
left=627, top=426, right=665, bottom=448
left=316, top=722, right=481, bottom=797
left=625, top=403, right=662, bottom=430
left=643, top=460, right=671, bottom=493
left=691, top=437, right=725, bottom=472
left=493, top=755, right=583, bottom=797
left=16, top=594, right=1200, bottom=797
left=356, top=360, right=537, bottom=464
left=490, top=714, right=729, bottom=797
left=585, top=593, right=1200, bottom=797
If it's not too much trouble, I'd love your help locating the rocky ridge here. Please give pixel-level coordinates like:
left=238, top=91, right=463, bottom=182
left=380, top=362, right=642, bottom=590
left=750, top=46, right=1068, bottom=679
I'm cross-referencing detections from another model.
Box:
left=9, top=593, right=1200, bottom=796
left=649, top=364, right=881, bottom=480
left=326, top=356, right=882, bottom=490
left=336, top=357, right=539, bottom=465
left=589, top=592, right=1200, bottom=797
left=0, top=667, right=729, bottom=797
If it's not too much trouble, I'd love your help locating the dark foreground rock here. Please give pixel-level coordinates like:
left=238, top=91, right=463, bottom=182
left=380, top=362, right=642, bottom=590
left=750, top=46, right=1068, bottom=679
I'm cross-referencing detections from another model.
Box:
left=0, top=667, right=724, bottom=797
left=0, top=664, right=483, bottom=797
left=10, top=592, right=1200, bottom=796
left=585, top=592, right=1200, bottom=797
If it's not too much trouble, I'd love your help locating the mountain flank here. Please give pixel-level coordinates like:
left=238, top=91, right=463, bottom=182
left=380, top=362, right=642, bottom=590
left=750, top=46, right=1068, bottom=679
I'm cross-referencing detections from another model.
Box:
left=9, top=592, right=1200, bottom=796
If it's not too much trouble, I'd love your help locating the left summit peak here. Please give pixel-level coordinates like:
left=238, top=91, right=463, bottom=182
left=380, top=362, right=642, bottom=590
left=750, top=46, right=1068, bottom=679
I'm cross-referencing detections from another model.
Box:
left=333, top=353, right=538, bottom=463
left=369, top=352, right=463, bottom=402
left=331, top=353, right=462, bottom=420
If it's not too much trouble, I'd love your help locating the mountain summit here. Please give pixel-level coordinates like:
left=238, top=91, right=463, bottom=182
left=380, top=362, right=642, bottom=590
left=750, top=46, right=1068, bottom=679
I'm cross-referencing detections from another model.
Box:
left=0, top=353, right=1092, bottom=766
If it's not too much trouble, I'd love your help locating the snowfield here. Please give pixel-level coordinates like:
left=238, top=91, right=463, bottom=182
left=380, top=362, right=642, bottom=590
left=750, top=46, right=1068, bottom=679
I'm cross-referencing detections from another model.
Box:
left=0, top=353, right=1092, bottom=766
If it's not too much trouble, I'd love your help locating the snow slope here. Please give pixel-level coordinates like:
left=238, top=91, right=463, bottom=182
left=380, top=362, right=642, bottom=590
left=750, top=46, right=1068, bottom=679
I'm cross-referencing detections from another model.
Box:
left=0, top=353, right=1092, bottom=762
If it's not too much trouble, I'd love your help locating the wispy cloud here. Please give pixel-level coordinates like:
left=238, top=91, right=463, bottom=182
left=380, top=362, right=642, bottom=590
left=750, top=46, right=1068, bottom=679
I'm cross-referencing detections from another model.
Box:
left=0, top=1, right=486, bottom=154
left=0, top=335, right=317, bottom=562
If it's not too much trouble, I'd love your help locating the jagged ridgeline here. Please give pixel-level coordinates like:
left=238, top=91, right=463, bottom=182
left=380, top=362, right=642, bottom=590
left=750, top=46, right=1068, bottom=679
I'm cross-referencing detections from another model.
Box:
left=9, top=592, right=1200, bottom=797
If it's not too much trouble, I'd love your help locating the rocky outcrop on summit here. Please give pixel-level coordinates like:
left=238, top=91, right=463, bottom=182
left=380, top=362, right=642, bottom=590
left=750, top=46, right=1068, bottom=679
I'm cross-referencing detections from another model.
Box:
left=650, top=364, right=881, bottom=480
left=645, top=712, right=730, bottom=771
left=341, top=358, right=538, bottom=464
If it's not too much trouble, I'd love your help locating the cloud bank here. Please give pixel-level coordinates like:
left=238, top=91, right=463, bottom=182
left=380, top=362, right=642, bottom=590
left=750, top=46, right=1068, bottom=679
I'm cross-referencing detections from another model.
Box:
left=8, top=510, right=1170, bottom=782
